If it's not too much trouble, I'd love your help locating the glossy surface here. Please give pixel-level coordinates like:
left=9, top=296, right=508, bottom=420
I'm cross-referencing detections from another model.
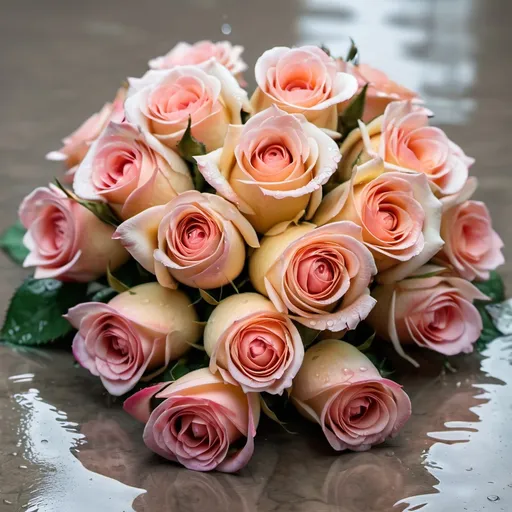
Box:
left=1, top=0, right=512, bottom=510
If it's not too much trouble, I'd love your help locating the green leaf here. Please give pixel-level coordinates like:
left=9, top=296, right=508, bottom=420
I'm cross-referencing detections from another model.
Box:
left=473, top=271, right=505, bottom=303
left=54, top=179, right=121, bottom=227
left=337, top=84, right=368, bottom=139
left=355, top=331, right=375, bottom=352
left=90, top=286, right=117, bottom=303
left=346, top=38, right=360, bottom=64
left=107, top=262, right=133, bottom=294
left=319, top=44, right=331, bottom=57
left=295, top=323, right=321, bottom=348
left=260, top=395, right=296, bottom=434
left=1, top=278, right=88, bottom=346
left=475, top=302, right=502, bottom=351
left=0, top=221, right=29, bottom=265
left=177, top=117, right=207, bottom=191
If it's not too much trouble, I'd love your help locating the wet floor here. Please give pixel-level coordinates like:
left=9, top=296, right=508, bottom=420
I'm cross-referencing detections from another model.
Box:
left=1, top=0, right=512, bottom=510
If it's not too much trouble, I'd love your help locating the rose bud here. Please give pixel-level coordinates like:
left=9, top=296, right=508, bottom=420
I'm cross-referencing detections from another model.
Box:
left=249, top=221, right=377, bottom=332
left=203, top=293, right=304, bottom=395
left=46, top=86, right=126, bottom=182
left=195, top=106, right=340, bottom=234
left=437, top=200, right=504, bottom=281
left=148, top=40, right=248, bottom=81
left=291, top=339, right=411, bottom=451
left=368, top=271, right=488, bottom=364
left=338, top=101, right=474, bottom=196
left=251, top=46, right=357, bottom=131
left=113, top=191, right=259, bottom=289
left=73, top=122, right=193, bottom=219
left=314, top=158, right=444, bottom=283
left=123, top=368, right=260, bottom=472
left=125, top=60, right=251, bottom=152
left=337, top=60, right=421, bottom=122
left=66, top=282, right=201, bottom=395
left=18, top=184, right=128, bottom=281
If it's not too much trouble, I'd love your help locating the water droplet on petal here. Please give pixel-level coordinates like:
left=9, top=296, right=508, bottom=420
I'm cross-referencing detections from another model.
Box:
left=310, top=320, right=317, bottom=326
left=487, top=495, right=500, bottom=502
left=359, top=366, right=367, bottom=372
left=326, top=320, right=334, bottom=328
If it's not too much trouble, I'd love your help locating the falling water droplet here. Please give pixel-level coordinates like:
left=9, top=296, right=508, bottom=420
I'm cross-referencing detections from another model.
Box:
left=487, top=495, right=500, bottom=502
left=221, top=23, right=232, bottom=35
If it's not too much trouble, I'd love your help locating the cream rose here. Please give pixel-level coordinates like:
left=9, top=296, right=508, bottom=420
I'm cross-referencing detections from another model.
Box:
left=125, top=60, right=251, bottom=152
left=194, top=106, right=340, bottom=234
left=123, top=369, right=260, bottom=472
left=338, top=101, right=474, bottom=196
left=149, top=40, right=247, bottom=79
left=249, top=222, right=377, bottom=331
left=291, top=340, right=411, bottom=451
left=438, top=200, right=504, bottom=281
left=251, top=46, right=358, bottom=130
left=46, top=87, right=126, bottom=181
left=337, top=61, right=420, bottom=122
left=314, top=158, right=443, bottom=283
left=368, top=271, right=488, bottom=364
left=203, top=293, right=304, bottom=395
left=66, top=283, right=201, bottom=395
left=19, top=184, right=128, bottom=281
left=113, top=191, right=259, bottom=289
left=73, top=122, right=193, bottom=219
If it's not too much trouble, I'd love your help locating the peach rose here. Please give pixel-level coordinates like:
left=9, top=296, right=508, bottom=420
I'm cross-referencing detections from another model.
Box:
left=125, top=60, right=250, bottom=152
left=368, top=272, right=487, bottom=364
left=338, top=101, right=474, bottom=196
left=113, top=191, right=259, bottom=289
left=73, top=122, right=193, bottom=219
left=194, top=106, right=341, bottom=234
left=249, top=222, right=377, bottom=332
left=124, top=368, right=260, bottom=472
left=66, top=283, right=200, bottom=395
left=292, top=340, right=411, bottom=451
left=314, top=158, right=443, bottom=283
left=46, top=87, right=126, bottom=181
left=438, top=200, right=504, bottom=281
left=337, top=61, right=420, bottom=122
left=251, top=46, right=358, bottom=130
left=203, top=293, right=304, bottom=394
left=18, top=184, right=128, bottom=281
left=149, top=40, right=247, bottom=79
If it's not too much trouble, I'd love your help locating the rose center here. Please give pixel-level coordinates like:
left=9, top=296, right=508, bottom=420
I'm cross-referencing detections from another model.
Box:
left=377, top=209, right=398, bottom=231
left=190, top=421, right=208, bottom=439
left=297, top=255, right=336, bottom=295
left=285, top=79, right=312, bottom=91
left=95, top=146, right=140, bottom=191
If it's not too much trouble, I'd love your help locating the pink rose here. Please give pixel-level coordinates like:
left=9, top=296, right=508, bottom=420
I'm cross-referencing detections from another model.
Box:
left=113, top=191, right=259, bottom=289
left=124, top=368, right=260, bottom=472
left=438, top=200, right=504, bottom=281
left=368, top=272, right=488, bottom=364
left=66, top=283, right=201, bottom=395
left=73, top=122, right=193, bottom=219
left=204, top=293, right=304, bottom=394
left=249, top=222, right=377, bottom=332
left=337, top=61, right=420, bottom=122
left=125, top=60, right=250, bottom=152
left=195, top=106, right=340, bottom=234
left=314, top=158, right=443, bottom=283
left=251, top=46, right=358, bottom=130
left=149, top=40, right=247, bottom=79
left=46, top=87, right=126, bottom=181
left=338, top=101, right=474, bottom=196
left=292, top=339, right=411, bottom=451
left=19, top=185, right=128, bottom=281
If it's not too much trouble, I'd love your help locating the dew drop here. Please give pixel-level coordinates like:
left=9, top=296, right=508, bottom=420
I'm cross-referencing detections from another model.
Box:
left=310, top=320, right=317, bottom=326
left=41, top=439, right=48, bottom=444
left=466, top=467, right=473, bottom=471
left=385, top=450, right=394, bottom=457
left=359, top=366, right=367, bottom=372
left=343, top=368, right=351, bottom=374
left=19, top=465, right=27, bottom=469
left=487, top=495, right=500, bottom=502
left=315, top=373, right=319, bottom=377
left=326, top=320, right=334, bottom=328
left=221, top=23, right=232, bottom=35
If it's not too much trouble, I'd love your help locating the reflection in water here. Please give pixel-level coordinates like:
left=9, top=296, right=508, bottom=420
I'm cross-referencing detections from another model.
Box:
left=14, top=389, right=145, bottom=512
left=400, top=337, right=512, bottom=511
left=297, top=0, right=476, bottom=124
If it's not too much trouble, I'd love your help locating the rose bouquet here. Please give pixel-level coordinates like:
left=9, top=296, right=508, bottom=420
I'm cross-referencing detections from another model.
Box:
left=0, top=39, right=505, bottom=473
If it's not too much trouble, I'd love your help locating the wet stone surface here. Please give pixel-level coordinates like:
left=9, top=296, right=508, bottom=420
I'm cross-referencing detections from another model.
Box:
left=1, top=0, right=512, bottom=511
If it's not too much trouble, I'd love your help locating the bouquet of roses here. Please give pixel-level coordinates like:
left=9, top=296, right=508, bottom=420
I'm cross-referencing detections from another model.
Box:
left=1, top=39, right=505, bottom=473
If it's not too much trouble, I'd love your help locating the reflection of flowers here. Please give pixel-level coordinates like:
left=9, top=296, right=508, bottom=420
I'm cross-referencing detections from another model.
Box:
left=323, top=452, right=405, bottom=511
left=136, top=469, right=256, bottom=512
left=78, top=416, right=140, bottom=487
